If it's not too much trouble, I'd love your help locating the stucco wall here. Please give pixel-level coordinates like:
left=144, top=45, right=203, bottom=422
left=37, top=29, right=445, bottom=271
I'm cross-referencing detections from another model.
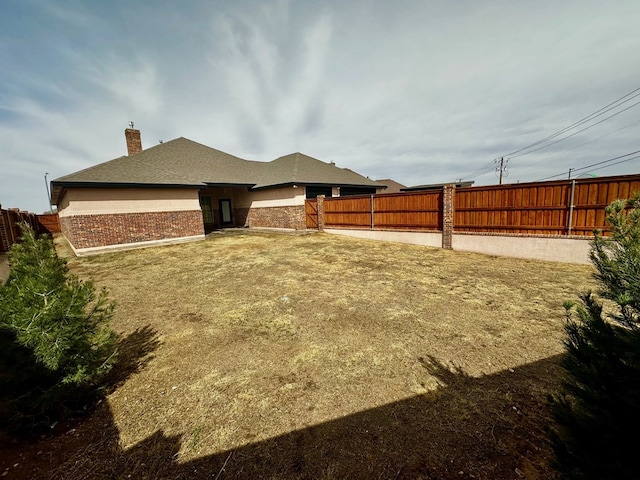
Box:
left=452, top=233, right=592, bottom=264
left=58, top=188, right=200, bottom=217
left=200, top=187, right=248, bottom=206
left=237, top=186, right=306, bottom=208
left=323, top=229, right=592, bottom=264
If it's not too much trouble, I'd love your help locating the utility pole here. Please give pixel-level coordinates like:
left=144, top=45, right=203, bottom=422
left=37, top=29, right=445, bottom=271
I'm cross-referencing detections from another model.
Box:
left=568, top=168, right=574, bottom=180
left=496, top=157, right=508, bottom=185
left=44, top=172, right=52, bottom=213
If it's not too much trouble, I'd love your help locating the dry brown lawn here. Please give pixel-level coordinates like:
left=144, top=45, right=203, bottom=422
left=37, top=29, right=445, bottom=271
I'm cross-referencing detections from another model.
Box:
left=2, top=230, right=596, bottom=479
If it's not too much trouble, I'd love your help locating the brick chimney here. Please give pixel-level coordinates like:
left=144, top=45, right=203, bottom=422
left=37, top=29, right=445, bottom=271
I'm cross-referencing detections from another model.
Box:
left=124, top=124, right=142, bottom=156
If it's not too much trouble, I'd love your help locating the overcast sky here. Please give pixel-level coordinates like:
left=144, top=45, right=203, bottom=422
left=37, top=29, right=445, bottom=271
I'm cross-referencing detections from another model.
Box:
left=2, top=0, right=639, bottom=213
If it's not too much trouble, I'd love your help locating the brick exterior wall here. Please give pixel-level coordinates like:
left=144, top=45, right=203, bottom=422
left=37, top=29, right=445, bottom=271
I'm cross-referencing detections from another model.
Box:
left=60, top=210, right=204, bottom=250
left=247, top=205, right=306, bottom=230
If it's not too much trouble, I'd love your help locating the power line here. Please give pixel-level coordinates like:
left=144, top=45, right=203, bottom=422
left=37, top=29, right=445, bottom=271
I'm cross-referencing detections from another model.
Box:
left=508, top=99, right=640, bottom=159
left=460, top=87, right=640, bottom=182
left=583, top=155, right=640, bottom=174
left=461, top=158, right=498, bottom=180
left=503, top=86, right=640, bottom=158
left=525, top=118, right=640, bottom=168
left=557, top=149, right=640, bottom=175
left=464, top=156, right=511, bottom=182
left=534, top=149, right=640, bottom=181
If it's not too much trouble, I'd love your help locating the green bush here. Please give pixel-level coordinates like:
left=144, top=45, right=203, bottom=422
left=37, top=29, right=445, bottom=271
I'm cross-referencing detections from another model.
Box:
left=0, top=225, right=117, bottom=432
left=550, top=192, right=640, bottom=479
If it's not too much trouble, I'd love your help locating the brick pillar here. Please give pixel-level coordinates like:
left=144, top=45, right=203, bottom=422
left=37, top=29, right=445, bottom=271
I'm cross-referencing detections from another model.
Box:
left=0, top=207, right=8, bottom=252
left=295, top=205, right=306, bottom=230
left=317, top=195, right=325, bottom=232
left=442, top=184, right=455, bottom=249
left=125, top=128, right=143, bottom=155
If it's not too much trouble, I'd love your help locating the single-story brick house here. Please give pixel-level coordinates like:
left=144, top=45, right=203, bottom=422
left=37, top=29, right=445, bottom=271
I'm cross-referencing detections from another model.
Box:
left=51, top=128, right=385, bottom=255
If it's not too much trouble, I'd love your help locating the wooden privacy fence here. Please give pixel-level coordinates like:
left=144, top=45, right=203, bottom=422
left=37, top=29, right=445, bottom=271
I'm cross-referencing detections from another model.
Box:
left=307, top=191, right=442, bottom=231
left=455, top=175, right=640, bottom=235
left=0, top=207, right=61, bottom=253
left=305, top=173, right=640, bottom=237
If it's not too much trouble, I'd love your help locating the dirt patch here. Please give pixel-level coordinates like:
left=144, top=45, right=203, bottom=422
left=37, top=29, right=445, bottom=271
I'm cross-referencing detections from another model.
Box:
left=1, top=231, right=596, bottom=479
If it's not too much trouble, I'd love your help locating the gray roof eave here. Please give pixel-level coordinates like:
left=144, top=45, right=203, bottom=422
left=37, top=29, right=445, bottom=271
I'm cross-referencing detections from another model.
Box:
left=203, top=182, right=256, bottom=188
left=52, top=180, right=205, bottom=188
left=250, top=181, right=385, bottom=191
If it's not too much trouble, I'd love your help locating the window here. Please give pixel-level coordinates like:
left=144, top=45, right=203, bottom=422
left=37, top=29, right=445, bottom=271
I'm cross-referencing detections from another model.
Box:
left=219, top=199, right=233, bottom=225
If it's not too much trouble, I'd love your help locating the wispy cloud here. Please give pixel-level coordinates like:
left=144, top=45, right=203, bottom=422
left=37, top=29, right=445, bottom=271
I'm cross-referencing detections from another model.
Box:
left=1, top=0, right=639, bottom=212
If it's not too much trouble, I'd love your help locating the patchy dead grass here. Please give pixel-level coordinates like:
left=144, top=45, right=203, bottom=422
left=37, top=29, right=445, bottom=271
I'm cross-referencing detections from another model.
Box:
left=2, top=231, right=595, bottom=479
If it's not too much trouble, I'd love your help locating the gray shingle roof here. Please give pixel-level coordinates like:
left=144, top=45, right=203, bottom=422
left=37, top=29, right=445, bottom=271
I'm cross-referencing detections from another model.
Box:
left=375, top=179, right=406, bottom=193
left=253, top=152, right=380, bottom=189
left=52, top=137, right=382, bottom=203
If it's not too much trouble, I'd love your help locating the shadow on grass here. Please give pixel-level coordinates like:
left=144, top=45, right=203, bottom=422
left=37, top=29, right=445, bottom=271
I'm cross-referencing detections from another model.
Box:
left=0, top=326, right=159, bottom=439
left=0, top=325, right=163, bottom=479
left=107, top=325, right=162, bottom=390
left=38, top=354, right=564, bottom=480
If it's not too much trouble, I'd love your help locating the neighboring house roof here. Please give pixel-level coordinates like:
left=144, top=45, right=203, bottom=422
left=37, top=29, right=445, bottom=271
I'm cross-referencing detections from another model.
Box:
left=51, top=137, right=382, bottom=203
left=401, top=181, right=474, bottom=191
left=375, top=179, right=407, bottom=194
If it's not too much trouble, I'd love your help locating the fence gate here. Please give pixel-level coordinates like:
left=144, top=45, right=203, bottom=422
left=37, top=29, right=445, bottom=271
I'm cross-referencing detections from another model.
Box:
left=305, top=199, right=318, bottom=229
